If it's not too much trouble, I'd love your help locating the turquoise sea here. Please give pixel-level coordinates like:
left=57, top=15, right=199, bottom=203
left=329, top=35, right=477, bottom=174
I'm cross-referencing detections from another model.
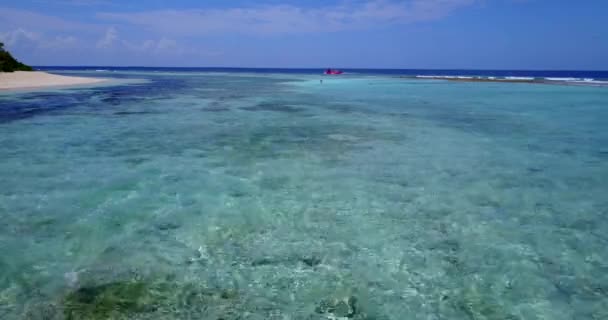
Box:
left=1, top=69, right=608, bottom=319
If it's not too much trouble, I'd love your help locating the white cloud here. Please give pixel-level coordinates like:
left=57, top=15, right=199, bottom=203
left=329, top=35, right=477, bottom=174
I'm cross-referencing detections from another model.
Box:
left=408, top=0, right=478, bottom=20
left=94, top=31, right=201, bottom=57
left=96, top=26, right=118, bottom=48
left=0, top=28, right=41, bottom=47
left=121, top=37, right=173, bottom=53
left=0, top=28, right=79, bottom=52
left=98, top=0, right=478, bottom=36
left=0, top=1, right=479, bottom=65
left=40, top=35, right=78, bottom=49
left=155, top=37, right=177, bottom=51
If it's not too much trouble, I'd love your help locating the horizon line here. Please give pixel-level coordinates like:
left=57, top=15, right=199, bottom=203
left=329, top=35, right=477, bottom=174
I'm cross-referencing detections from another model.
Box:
left=33, top=66, right=608, bottom=72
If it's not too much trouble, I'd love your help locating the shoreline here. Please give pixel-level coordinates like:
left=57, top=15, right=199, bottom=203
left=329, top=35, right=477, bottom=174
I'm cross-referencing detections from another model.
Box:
left=0, top=71, right=107, bottom=91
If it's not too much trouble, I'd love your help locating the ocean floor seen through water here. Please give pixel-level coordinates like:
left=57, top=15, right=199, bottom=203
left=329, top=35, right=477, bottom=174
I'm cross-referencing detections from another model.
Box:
left=1, top=70, right=607, bottom=319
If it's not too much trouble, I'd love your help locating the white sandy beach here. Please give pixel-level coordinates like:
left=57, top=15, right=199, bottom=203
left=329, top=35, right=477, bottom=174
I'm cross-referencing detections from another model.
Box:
left=0, top=71, right=107, bottom=90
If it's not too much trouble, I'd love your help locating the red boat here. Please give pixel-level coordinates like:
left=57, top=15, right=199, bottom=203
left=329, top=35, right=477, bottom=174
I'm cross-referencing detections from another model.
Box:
left=324, top=68, right=343, bottom=75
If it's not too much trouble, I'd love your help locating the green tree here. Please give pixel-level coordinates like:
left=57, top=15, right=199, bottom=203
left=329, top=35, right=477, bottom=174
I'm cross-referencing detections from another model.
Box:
left=0, top=44, right=33, bottom=72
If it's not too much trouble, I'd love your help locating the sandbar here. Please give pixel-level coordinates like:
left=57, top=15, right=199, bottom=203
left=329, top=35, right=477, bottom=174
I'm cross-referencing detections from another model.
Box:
left=0, top=71, right=107, bottom=90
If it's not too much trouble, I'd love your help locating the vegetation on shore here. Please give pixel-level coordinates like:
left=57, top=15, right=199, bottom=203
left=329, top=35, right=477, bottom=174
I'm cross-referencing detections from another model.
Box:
left=0, top=42, right=34, bottom=72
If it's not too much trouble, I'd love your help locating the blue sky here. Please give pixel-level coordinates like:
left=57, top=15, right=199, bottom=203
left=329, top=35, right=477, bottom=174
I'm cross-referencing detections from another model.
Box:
left=1, top=0, right=607, bottom=69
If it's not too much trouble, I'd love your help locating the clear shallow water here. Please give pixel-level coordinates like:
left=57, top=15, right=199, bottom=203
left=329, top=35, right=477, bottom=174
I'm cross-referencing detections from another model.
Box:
left=1, top=71, right=607, bottom=319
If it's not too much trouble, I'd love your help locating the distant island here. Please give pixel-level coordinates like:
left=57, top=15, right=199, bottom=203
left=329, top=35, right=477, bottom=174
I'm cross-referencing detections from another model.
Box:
left=0, top=42, right=34, bottom=72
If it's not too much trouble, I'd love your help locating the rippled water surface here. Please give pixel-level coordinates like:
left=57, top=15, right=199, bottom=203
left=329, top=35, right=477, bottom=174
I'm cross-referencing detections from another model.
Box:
left=1, top=71, right=607, bottom=319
